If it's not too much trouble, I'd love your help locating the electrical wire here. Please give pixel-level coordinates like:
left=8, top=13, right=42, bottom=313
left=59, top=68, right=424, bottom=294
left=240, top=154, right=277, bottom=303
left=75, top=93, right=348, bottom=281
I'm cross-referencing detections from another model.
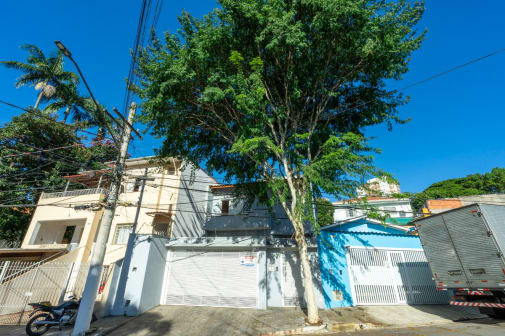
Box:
left=0, top=99, right=113, bottom=141
left=336, top=47, right=505, bottom=116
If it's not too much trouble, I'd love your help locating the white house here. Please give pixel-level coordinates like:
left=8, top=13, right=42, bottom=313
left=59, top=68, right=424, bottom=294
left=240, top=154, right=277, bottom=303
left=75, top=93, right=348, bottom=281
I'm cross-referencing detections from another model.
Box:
left=333, top=196, right=414, bottom=225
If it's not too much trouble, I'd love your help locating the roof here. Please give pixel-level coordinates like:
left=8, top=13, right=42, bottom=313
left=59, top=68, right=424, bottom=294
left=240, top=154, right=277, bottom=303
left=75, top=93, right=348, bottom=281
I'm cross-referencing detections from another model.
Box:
left=210, top=184, right=235, bottom=190
left=412, top=202, right=492, bottom=223
left=0, top=248, right=68, bottom=255
left=385, top=217, right=414, bottom=225
left=322, top=216, right=411, bottom=233
left=333, top=196, right=410, bottom=204
left=425, top=199, right=462, bottom=210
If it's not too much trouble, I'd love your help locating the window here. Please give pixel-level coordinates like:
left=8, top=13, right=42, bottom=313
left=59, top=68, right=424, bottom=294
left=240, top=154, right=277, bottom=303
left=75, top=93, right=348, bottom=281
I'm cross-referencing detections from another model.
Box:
left=221, top=200, right=230, bottom=214
left=133, top=178, right=142, bottom=192
left=399, top=211, right=406, bottom=217
left=62, top=226, right=76, bottom=244
left=113, top=224, right=133, bottom=244
left=347, top=208, right=355, bottom=217
left=153, top=222, right=170, bottom=237
left=166, top=165, right=176, bottom=175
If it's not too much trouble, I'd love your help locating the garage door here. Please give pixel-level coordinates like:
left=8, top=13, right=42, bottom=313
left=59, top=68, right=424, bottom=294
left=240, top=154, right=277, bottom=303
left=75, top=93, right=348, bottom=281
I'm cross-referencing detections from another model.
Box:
left=163, top=250, right=258, bottom=308
left=282, top=251, right=322, bottom=307
left=347, top=247, right=448, bottom=305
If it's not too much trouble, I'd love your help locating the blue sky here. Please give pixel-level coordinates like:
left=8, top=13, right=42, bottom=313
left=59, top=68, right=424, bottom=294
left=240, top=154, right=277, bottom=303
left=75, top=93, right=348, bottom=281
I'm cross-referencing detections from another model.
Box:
left=1, top=1, right=504, bottom=193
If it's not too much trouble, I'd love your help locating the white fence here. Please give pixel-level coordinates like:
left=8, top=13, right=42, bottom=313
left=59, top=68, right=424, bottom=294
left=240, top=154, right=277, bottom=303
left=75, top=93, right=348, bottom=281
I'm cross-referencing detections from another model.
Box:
left=0, top=261, right=90, bottom=325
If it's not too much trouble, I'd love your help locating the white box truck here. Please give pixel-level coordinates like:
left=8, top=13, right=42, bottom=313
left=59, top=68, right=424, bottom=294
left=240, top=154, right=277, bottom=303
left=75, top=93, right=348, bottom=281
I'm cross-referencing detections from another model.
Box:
left=414, top=203, right=505, bottom=318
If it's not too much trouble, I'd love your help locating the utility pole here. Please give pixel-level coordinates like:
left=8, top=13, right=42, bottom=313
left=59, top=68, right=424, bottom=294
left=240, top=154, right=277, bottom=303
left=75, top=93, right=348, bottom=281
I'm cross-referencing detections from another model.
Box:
left=72, top=102, right=137, bottom=336
left=113, top=167, right=153, bottom=314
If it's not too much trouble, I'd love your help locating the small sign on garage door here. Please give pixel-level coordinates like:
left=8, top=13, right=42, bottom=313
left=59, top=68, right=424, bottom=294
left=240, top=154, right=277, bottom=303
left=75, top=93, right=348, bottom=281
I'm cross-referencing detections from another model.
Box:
left=240, top=255, right=256, bottom=266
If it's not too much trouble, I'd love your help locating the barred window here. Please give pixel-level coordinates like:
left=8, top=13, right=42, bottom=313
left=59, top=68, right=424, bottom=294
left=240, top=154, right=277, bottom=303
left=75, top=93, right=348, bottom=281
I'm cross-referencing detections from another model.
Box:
left=113, top=224, right=133, bottom=244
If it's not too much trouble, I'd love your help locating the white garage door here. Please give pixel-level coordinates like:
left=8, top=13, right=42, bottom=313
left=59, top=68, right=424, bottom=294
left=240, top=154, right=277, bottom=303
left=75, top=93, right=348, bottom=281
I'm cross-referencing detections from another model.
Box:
left=282, top=251, right=322, bottom=307
left=163, top=250, right=258, bottom=308
left=347, top=247, right=449, bottom=305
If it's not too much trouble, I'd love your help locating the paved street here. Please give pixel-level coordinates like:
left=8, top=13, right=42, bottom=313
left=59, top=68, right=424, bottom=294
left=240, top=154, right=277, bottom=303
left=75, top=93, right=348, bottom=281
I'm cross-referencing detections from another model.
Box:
left=321, top=319, right=505, bottom=336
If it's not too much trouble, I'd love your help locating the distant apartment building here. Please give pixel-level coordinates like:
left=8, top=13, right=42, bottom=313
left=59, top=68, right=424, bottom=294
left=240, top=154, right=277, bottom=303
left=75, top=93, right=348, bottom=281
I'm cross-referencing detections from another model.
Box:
left=357, top=176, right=401, bottom=197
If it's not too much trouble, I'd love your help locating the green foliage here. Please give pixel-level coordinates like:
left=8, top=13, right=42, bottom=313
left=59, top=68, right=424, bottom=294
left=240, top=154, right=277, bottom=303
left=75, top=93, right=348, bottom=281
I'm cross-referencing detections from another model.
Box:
left=410, top=168, right=505, bottom=210
left=2, top=44, right=113, bottom=136
left=0, top=44, right=78, bottom=91
left=315, top=198, right=334, bottom=227
left=136, top=0, right=425, bottom=229
left=0, top=112, right=117, bottom=242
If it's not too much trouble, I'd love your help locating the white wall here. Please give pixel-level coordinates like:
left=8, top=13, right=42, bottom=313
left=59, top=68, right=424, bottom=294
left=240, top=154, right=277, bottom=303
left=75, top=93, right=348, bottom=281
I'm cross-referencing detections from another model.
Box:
left=333, top=199, right=413, bottom=222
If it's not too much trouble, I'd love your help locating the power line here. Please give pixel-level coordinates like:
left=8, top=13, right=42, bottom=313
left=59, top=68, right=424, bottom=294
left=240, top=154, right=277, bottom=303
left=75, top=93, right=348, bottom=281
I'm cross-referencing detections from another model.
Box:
left=337, top=46, right=505, bottom=116
left=0, top=99, right=115, bottom=141
left=0, top=143, right=84, bottom=159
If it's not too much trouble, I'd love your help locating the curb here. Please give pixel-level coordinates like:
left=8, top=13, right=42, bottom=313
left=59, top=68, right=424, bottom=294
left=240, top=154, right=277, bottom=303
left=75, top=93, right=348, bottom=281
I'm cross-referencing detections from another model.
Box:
left=327, top=322, right=376, bottom=333
left=258, top=324, right=327, bottom=335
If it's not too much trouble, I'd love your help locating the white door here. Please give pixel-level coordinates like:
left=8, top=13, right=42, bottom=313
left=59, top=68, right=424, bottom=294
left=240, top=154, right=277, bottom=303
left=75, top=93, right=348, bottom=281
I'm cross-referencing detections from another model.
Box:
left=347, top=247, right=448, bottom=305
left=282, top=251, right=322, bottom=307
left=163, top=250, right=258, bottom=308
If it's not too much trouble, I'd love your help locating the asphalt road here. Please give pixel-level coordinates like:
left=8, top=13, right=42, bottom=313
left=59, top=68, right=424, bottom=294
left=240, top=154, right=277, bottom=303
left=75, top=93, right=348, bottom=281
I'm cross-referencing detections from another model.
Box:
left=319, top=319, right=505, bottom=336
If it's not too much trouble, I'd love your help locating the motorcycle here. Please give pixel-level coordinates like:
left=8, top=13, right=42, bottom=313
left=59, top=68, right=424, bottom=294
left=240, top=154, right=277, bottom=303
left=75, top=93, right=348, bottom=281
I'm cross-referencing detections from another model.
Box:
left=25, top=296, right=95, bottom=336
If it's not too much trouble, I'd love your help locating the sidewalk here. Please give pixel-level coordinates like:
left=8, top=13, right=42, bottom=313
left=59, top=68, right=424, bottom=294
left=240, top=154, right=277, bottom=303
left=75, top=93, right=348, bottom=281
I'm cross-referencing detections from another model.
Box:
left=88, top=304, right=486, bottom=336
left=0, top=305, right=484, bottom=336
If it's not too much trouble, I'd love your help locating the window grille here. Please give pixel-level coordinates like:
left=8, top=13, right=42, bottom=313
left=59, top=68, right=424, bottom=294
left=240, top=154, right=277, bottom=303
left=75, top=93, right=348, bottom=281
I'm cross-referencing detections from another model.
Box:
left=113, top=224, right=133, bottom=244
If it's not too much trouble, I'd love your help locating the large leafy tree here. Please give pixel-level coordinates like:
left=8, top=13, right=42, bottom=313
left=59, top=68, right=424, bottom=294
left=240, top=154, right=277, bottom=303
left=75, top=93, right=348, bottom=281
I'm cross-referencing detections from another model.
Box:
left=0, top=112, right=117, bottom=243
left=315, top=198, right=334, bottom=227
left=1, top=45, right=79, bottom=109
left=137, top=0, right=425, bottom=322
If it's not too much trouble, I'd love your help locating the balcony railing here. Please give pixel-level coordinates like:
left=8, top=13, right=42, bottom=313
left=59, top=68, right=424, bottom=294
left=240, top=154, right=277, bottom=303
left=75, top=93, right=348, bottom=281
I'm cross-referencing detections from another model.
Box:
left=0, top=241, right=21, bottom=249
left=40, top=188, right=108, bottom=200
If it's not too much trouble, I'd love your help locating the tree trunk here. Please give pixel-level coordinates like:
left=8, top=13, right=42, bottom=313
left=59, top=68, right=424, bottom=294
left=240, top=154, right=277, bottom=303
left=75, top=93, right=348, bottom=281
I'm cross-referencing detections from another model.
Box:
left=293, top=218, right=321, bottom=324
left=33, top=90, right=44, bottom=110
left=63, top=106, right=70, bottom=123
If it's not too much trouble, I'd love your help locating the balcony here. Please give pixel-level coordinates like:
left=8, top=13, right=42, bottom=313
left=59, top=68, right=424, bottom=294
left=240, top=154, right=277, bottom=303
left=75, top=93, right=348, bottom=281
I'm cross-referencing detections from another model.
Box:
left=40, top=188, right=108, bottom=200
left=24, top=218, right=86, bottom=249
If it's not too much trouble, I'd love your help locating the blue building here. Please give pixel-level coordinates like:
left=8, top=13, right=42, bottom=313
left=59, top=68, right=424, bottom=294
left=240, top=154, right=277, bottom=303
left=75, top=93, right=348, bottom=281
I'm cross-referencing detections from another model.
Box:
left=318, top=217, right=448, bottom=308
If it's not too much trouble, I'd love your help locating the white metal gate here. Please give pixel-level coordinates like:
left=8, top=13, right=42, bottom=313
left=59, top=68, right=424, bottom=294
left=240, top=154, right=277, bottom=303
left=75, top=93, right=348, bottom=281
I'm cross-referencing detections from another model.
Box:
left=347, top=247, right=448, bottom=305
left=163, top=250, right=259, bottom=308
left=282, top=251, right=322, bottom=307
left=0, top=261, right=89, bottom=325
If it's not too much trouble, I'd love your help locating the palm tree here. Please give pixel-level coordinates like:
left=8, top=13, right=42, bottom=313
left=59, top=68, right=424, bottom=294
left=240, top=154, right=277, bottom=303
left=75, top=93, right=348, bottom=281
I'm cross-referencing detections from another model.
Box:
left=1, top=44, right=79, bottom=109
left=44, top=82, right=88, bottom=123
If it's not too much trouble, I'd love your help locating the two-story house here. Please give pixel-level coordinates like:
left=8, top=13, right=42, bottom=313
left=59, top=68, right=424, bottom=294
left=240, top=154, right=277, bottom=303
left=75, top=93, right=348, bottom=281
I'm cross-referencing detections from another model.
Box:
left=116, top=183, right=326, bottom=316
left=0, top=157, right=217, bottom=314
left=15, top=156, right=216, bottom=266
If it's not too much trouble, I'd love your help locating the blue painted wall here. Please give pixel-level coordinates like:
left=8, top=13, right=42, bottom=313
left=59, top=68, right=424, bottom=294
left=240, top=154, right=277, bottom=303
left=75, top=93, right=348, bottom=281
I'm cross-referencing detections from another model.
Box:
left=318, top=219, right=422, bottom=308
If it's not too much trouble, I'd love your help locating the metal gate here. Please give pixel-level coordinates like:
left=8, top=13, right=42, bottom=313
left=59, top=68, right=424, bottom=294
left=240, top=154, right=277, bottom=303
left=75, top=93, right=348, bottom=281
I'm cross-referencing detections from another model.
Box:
left=347, top=247, right=448, bottom=305
left=0, top=261, right=89, bottom=325
left=163, top=250, right=259, bottom=308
